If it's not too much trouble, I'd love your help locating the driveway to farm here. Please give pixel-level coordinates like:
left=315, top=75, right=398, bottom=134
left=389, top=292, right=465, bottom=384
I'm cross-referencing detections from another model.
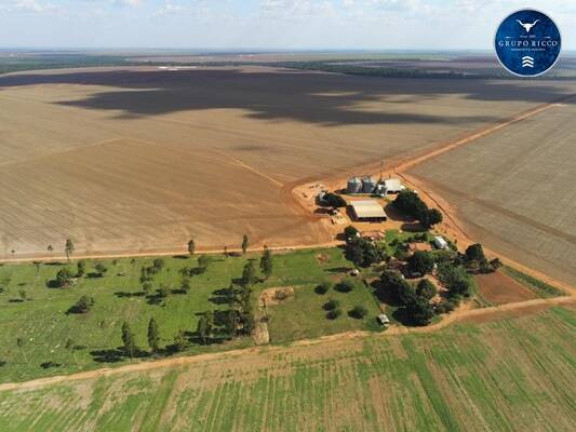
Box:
left=0, top=294, right=574, bottom=393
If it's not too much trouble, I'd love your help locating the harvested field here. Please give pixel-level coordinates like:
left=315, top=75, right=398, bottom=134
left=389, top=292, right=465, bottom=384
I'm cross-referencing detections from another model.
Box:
left=1, top=66, right=575, bottom=257
left=476, top=271, right=536, bottom=306
left=0, top=307, right=575, bottom=431
left=410, top=103, right=576, bottom=286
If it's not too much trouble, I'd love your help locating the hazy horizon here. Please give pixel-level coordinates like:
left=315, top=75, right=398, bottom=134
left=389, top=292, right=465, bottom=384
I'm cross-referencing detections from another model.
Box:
left=1, top=1, right=576, bottom=50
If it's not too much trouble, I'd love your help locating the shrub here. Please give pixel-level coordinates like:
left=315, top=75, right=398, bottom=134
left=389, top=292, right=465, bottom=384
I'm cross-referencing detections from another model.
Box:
left=323, top=299, right=340, bottom=311
left=349, top=306, right=368, bottom=319
left=326, top=309, right=342, bottom=320
left=408, top=251, right=435, bottom=275
left=416, top=279, right=437, bottom=300
left=335, top=279, right=355, bottom=293
left=315, top=281, right=333, bottom=295
left=55, top=268, right=74, bottom=287
left=74, top=295, right=95, bottom=313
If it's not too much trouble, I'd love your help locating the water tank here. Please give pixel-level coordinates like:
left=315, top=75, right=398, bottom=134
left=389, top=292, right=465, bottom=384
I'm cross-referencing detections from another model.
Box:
left=347, top=177, right=362, bottom=194
left=362, top=177, right=377, bottom=193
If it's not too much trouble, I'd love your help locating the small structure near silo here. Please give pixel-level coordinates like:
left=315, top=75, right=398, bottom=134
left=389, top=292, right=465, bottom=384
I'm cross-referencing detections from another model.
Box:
left=377, top=314, right=390, bottom=326
left=346, top=177, right=363, bottom=194
left=434, top=236, right=448, bottom=250
left=349, top=200, right=388, bottom=222
left=361, top=176, right=377, bottom=194
left=383, top=178, right=405, bottom=194
left=316, top=190, right=328, bottom=205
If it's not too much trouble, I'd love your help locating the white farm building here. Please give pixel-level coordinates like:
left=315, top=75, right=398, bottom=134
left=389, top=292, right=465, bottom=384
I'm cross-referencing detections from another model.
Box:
left=349, top=200, right=388, bottom=222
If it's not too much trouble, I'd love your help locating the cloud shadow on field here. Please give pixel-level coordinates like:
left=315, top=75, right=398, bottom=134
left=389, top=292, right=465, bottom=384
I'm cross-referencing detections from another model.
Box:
left=1, top=67, right=573, bottom=127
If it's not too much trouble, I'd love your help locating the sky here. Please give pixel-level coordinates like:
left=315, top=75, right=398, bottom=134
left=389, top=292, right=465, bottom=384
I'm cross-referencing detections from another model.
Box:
left=1, top=0, right=576, bottom=50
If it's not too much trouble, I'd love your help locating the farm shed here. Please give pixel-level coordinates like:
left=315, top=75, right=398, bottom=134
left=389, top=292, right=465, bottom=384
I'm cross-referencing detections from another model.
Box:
left=349, top=201, right=388, bottom=222
left=383, top=179, right=405, bottom=193
left=434, top=236, right=448, bottom=250
left=377, top=314, right=390, bottom=325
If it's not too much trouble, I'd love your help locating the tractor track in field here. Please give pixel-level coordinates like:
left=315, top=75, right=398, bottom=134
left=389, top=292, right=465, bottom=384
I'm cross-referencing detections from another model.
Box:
left=0, top=295, right=574, bottom=393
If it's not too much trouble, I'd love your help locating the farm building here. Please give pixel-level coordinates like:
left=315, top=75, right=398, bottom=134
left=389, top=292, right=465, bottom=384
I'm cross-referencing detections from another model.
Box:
left=377, top=314, right=390, bottom=326
left=349, top=200, right=388, bottom=222
left=383, top=178, right=405, bottom=193
left=434, top=236, right=448, bottom=250
left=346, top=177, right=362, bottom=194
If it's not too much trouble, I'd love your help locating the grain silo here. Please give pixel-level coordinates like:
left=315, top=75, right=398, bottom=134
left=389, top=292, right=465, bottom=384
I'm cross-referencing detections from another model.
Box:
left=362, top=176, right=377, bottom=194
left=347, top=177, right=362, bottom=194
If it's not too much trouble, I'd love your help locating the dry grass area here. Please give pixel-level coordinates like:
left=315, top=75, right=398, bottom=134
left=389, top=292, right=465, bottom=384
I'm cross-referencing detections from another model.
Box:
left=0, top=307, right=575, bottom=431
left=1, top=66, right=575, bottom=258
left=410, top=103, right=576, bottom=286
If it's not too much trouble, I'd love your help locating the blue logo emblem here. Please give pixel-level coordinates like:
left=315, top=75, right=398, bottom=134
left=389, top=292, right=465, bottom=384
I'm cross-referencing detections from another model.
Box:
left=495, top=9, right=561, bottom=77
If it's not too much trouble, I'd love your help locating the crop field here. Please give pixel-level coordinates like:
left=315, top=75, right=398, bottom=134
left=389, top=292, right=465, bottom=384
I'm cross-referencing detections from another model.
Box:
left=1, top=66, right=576, bottom=258
left=0, top=306, right=574, bottom=431
left=409, top=103, right=576, bottom=287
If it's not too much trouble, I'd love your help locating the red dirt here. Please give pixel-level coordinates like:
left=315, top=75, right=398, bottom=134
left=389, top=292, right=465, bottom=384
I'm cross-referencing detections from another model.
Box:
left=476, top=271, right=537, bottom=306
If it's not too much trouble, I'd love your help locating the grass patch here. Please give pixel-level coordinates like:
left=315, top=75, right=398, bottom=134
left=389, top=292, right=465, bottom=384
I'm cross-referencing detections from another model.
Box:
left=503, top=266, right=564, bottom=298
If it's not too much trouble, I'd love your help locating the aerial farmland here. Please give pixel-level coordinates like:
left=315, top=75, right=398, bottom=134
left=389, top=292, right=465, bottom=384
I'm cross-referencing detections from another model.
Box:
left=1, top=66, right=576, bottom=258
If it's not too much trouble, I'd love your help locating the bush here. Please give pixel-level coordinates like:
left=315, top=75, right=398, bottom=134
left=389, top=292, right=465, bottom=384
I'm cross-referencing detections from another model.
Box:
left=315, top=281, right=333, bottom=295
left=436, top=297, right=460, bottom=314
left=326, top=309, right=342, bottom=320
left=322, top=193, right=347, bottom=208
left=335, top=279, right=354, bottom=293
left=416, top=279, right=437, bottom=300
left=349, top=306, right=368, bottom=319
left=55, top=268, right=74, bottom=287
left=406, top=297, right=434, bottom=326
left=323, top=299, right=340, bottom=311
left=73, top=295, right=95, bottom=313
left=408, top=251, right=435, bottom=275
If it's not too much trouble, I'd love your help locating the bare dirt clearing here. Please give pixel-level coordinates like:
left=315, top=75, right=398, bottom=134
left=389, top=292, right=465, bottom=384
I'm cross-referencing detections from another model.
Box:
left=1, top=66, right=575, bottom=258
left=476, top=271, right=536, bottom=306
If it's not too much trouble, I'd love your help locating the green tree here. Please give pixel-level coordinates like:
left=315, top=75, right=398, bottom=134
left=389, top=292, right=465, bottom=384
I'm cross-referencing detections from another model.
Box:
left=16, top=337, right=28, bottom=364
left=380, top=270, right=416, bottom=306
left=157, top=284, right=170, bottom=298
left=407, top=297, right=434, bottom=326
left=241, top=234, right=249, bottom=255
left=197, top=313, right=213, bottom=345
left=197, top=255, right=211, bottom=272
left=147, top=318, right=160, bottom=353
left=349, top=305, right=368, bottom=319
left=315, top=281, right=333, bottom=295
left=181, top=277, right=191, bottom=293
left=322, top=193, right=347, bottom=208
left=420, top=208, right=443, bottom=229
left=94, top=262, right=108, bottom=277
left=260, top=247, right=273, bottom=280
left=408, top=251, right=435, bottom=275
left=76, top=260, right=86, bottom=277
left=142, top=281, right=152, bottom=296
left=65, top=239, right=75, bottom=262
left=416, top=279, right=437, bottom=300
left=173, top=330, right=188, bottom=352
left=241, top=261, right=257, bottom=286
left=121, top=322, right=137, bottom=358
left=187, top=239, right=196, bottom=256
left=74, top=295, right=95, bottom=313
left=55, top=268, right=74, bottom=287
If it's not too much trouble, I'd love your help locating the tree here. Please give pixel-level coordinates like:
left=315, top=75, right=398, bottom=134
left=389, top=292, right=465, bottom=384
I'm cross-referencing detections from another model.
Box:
left=18, top=289, right=27, bottom=302
left=406, top=297, right=434, bottom=326
left=65, top=239, right=75, bottom=262
left=55, top=268, right=74, bottom=287
left=345, top=237, right=386, bottom=268
left=76, top=260, right=86, bottom=277
left=147, top=318, right=160, bottom=353
left=181, top=277, right=191, bottom=293
left=408, top=251, right=435, bottom=275
left=74, top=295, right=95, bottom=313
left=380, top=270, right=416, bottom=306
left=197, top=312, right=213, bottom=344
left=121, top=322, right=137, bottom=358
left=223, top=246, right=229, bottom=258
left=420, top=208, right=443, bottom=229
left=260, top=247, right=273, bottom=280
left=416, top=279, right=437, bottom=300
left=315, top=281, right=333, bottom=295
left=349, top=305, right=368, bottom=319
left=241, top=261, right=257, bottom=287
left=197, top=255, right=212, bottom=272
left=326, top=309, right=342, bottom=320
left=142, top=281, right=152, bottom=296
left=344, top=226, right=360, bottom=241
left=33, top=261, right=41, bottom=273
left=173, top=330, right=188, bottom=352
left=465, top=244, right=486, bottom=263
left=157, top=284, right=170, bottom=298
left=47, top=245, right=54, bottom=255
left=241, top=234, right=249, bottom=255
left=335, top=279, right=355, bottom=293
left=322, top=193, right=347, bottom=208
left=152, top=258, right=165, bottom=271
left=437, top=263, right=473, bottom=298
left=16, top=337, right=28, bottom=364
left=187, top=239, right=196, bottom=256
left=324, top=299, right=340, bottom=311
left=94, top=262, right=108, bottom=277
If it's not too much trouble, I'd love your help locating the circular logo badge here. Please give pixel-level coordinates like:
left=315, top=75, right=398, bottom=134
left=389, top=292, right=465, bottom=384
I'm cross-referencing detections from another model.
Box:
left=495, top=9, right=561, bottom=77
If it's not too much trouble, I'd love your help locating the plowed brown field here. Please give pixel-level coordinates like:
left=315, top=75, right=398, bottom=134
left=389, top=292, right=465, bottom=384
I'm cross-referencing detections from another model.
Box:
left=1, top=66, right=575, bottom=258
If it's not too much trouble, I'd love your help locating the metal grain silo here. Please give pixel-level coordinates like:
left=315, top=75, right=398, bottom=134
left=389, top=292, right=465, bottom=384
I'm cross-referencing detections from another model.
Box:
left=362, top=176, right=377, bottom=194
left=347, top=177, right=362, bottom=194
